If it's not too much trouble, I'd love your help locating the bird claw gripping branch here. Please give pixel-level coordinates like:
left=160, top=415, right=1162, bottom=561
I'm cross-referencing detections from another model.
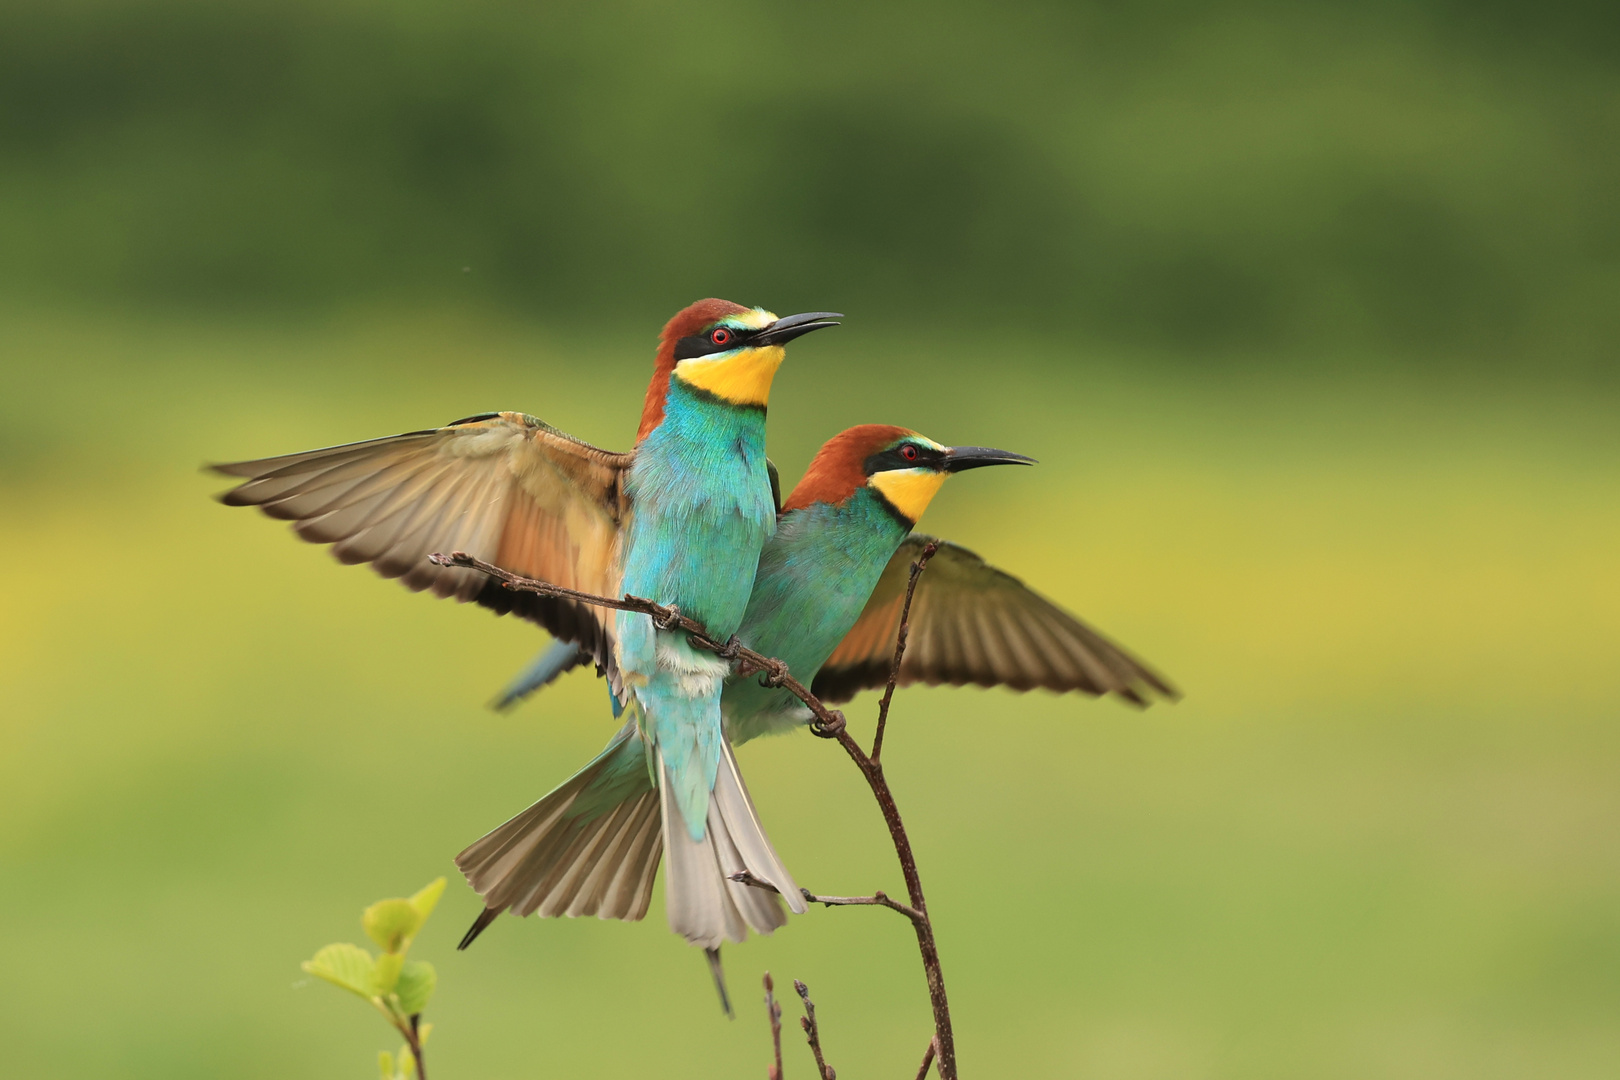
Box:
left=809, top=709, right=847, bottom=739
left=711, top=635, right=745, bottom=661
left=755, top=656, right=792, bottom=689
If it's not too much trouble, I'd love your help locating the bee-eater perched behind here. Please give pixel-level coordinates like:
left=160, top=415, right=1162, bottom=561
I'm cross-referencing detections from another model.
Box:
left=212, top=299, right=839, bottom=952
left=455, top=425, right=1173, bottom=955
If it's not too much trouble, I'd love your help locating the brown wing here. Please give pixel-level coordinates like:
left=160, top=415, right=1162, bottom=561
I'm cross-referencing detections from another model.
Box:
left=812, top=535, right=1178, bottom=707
left=212, top=411, right=632, bottom=687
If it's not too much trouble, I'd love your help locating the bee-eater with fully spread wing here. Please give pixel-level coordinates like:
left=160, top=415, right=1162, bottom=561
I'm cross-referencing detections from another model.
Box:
left=454, top=425, right=1173, bottom=955
left=212, top=299, right=839, bottom=952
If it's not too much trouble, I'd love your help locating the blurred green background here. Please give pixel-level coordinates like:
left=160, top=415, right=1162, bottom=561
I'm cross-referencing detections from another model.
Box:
left=2, top=1, right=1618, bottom=1077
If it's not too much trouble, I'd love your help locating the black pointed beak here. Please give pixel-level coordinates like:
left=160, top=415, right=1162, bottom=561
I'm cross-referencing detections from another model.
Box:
left=942, top=445, right=1037, bottom=472
left=754, top=311, right=842, bottom=346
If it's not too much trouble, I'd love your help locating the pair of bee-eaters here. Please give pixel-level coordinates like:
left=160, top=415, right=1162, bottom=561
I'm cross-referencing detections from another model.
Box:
left=216, top=299, right=1173, bottom=1002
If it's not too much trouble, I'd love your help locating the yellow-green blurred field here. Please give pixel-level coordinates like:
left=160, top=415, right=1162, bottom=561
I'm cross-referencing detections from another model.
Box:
left=2, top=308, right=1616, bottom=1079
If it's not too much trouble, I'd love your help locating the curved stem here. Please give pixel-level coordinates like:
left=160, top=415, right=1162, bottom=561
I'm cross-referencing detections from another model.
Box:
left=405, top=1013, right=428, bottom=1080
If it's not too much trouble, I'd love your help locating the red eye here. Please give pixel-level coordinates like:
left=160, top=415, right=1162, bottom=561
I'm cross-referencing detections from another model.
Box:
left=710, top=328, right=732, bottom=346
left=900, top=444, right=919, bottom=462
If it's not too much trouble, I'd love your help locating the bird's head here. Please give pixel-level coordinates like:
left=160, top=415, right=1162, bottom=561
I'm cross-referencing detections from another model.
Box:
left=639, top=299, right=841, bottom=441
left=784, top=424, right=1035, bottom=526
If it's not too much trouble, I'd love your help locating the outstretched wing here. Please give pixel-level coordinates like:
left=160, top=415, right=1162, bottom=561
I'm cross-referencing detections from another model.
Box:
left=812, top=535, right=1178, bottom=706
left=212, top=411, right=633, bottom=689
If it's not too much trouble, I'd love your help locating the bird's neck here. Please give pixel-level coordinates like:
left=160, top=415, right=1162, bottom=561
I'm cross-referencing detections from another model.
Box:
left=639, top=376, right=768, bottom=461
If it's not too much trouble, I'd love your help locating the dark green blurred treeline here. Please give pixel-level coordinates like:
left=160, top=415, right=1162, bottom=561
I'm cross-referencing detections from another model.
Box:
left=3, top=0, right=1617, bottom=364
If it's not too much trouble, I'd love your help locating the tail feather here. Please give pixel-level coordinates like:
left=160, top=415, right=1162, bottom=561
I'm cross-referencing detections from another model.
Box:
left=706, top=947, right=734, bottom=1018
left=455, top=724, right=662, bottom=924
left=458, top=906, right=501, bottom=950
left=541, top=796, right=643, bottom=916
left=658, top=742, right=799, bottom=948
left=464, top=798, right=585, bottom=904
left=612, top=805, right=665, bottom=919
left=531, top=794, right=657, bottom=918
left=507, top=790, right=662, bottom=919
left=456, top=723, right=802, bottom=949
left=708, top=797, right=788, bottom=936
left=713, top=740, right=807, bottom=916
left=660, top=758, right=747, bottom=947
left=567, top=795, right=663, bottom=919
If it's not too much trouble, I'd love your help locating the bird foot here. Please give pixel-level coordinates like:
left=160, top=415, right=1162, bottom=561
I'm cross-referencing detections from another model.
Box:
left=810, top=709, right=847, bottom=739
left=652, top=604, right=684, bottom=631
left=755, top=656, right=791, bottom=688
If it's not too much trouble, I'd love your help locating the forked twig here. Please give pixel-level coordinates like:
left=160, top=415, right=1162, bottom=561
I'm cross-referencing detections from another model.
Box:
left=794, top=980, right=835, bottom=1080
left=914, top=1035, right=939, bottom=1080
left=430, top=545, right=957, bottom=1078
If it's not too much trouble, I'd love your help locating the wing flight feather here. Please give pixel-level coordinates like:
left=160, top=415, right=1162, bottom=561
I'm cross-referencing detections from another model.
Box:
left=811, top=534, right=1176, bottom=706
left=213, top=412, right=634, bottom=688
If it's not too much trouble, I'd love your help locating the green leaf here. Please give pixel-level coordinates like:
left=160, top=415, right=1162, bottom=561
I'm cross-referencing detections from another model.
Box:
left=409, top=877, right=447, bottom=923
left=301, top=943, right=376, bottom=998
left=374, top=950, right=404, bottom=995
left=395, top=960, right=437, bottom=1015
left=363, top=899, right=421, bottom=953
left=378, top=1050, right=394, bottom=1080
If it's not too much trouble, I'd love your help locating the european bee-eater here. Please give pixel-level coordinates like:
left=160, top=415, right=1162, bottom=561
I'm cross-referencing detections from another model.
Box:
left=454, top=425, right=1172, bottom=952
left=212, top=299, right=839, bottom=951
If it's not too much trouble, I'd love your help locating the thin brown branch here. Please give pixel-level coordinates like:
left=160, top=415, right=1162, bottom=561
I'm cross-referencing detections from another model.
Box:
left=914, top=1035, right=938, bottom=1080
left=427, top=552, right=846, bottom=733
left=730, top=871, right=927, bottom=925
left=763, top=972, right=784, bottom=1080
left=803, top=890, right=926, bottom=925
left=431, top=547, right=957, bottom=1079
left=728, top=869, right=781, bottom=894
left=794, top=980, right=835, bottom=1080
left=870, top=539, right=941, bottom=764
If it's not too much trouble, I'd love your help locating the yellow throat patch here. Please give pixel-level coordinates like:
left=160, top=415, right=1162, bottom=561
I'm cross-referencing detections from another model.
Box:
left=673, top=344, right=786, bottom=408
left=870, top=468, right=949, bottom=523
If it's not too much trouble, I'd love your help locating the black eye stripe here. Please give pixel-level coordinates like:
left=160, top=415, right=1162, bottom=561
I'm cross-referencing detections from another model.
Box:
left=672, top=325, right=753, bottom=360
left=864, top=443, right=944, bottom=475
